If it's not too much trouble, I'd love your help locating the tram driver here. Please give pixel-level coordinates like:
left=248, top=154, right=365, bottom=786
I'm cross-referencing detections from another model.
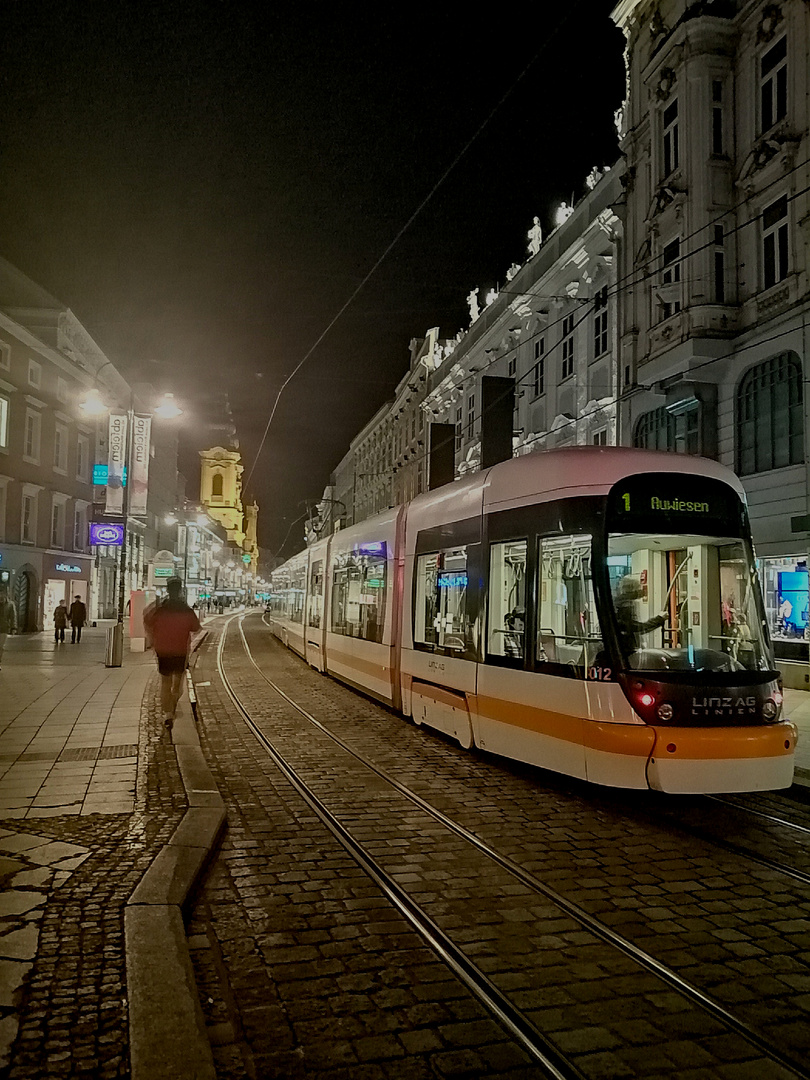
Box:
left=613, top=575, right=667, bottom=658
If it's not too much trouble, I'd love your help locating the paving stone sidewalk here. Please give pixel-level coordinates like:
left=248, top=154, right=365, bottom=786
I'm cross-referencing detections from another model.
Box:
left=0, top=627, right=188, bottom=1076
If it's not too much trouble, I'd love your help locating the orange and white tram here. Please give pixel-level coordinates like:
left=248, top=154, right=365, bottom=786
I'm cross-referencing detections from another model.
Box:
left=265, top=447, right=797, bottom=794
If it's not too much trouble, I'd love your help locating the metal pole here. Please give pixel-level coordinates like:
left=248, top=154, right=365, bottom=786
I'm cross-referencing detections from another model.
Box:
left=110, top=396, right=134, bottom=666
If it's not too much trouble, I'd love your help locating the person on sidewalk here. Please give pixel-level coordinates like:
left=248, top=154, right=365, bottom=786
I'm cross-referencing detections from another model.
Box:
left=143, top=578, right=201, bottom=730
left=53, top=600, right=69, bottom=644
left=0, top=587, right=16, bottom=669
left=69, top=595, right=87, bottom=643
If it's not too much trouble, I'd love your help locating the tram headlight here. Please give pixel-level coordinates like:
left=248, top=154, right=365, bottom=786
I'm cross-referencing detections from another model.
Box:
left=657, top=703, right=674, bottom=721
left=762, top=699, right=779, bottom=722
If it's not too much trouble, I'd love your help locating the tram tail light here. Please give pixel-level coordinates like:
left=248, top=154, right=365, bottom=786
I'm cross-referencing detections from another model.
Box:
left=638, top=692, right=655, bottom=707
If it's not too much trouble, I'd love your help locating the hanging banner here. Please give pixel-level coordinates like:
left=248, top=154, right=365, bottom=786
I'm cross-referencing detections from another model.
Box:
left=130, top=415, right=151, bottom=516
left=106, top=413, right=128, bottom=514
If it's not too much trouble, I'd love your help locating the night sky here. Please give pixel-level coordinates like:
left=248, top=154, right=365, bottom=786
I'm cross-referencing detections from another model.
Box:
left=0, top=1, right=625, bottom=554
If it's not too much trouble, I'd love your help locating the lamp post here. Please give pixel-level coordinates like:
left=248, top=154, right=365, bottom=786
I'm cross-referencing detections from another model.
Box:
left=81, top=384, right=182, bottom=666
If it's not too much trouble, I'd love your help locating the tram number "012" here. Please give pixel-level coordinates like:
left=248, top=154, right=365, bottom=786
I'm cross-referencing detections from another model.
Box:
left=587, top=666, right=612, bottom=681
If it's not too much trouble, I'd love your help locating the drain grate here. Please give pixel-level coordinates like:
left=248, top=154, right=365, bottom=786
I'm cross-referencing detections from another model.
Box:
left=97, top=744, right=138, bottom=760
left=58, top=747, right=101, bottom=761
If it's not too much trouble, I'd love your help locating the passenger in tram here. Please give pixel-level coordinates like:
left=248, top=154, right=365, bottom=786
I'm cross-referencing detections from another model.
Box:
left=613, top=575, right=667, bottom=658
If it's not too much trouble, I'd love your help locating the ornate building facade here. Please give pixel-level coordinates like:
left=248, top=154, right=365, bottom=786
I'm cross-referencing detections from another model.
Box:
left=612, top=0, right=810, bottom=678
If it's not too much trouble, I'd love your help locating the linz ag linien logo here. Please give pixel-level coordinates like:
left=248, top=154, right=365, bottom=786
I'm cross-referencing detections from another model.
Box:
left=692, top=695, right=757, bottom=716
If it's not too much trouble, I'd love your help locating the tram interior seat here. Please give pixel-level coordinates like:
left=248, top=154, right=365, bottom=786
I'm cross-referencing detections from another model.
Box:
left=538, top=631, right=557, bottom=662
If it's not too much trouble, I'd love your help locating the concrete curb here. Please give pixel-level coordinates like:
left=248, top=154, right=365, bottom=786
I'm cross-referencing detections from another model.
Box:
left=125, top=679, right=226, bottom=1080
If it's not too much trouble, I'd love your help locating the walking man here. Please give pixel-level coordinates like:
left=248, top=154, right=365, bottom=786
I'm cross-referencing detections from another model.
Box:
left=69, top=595, right=87, bottom=643
left=0, top=587, right=16, bottom=669
left=53, top=600, right=69, bottom=644
left=143, top=578, right=201, bottom=730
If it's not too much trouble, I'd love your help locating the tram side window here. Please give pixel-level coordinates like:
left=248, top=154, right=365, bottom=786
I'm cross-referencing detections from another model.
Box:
left=537, top=534, right=603, bottom=675
left=290, top=564, right=306, bottom=624
left=330, top=546, right=386, bottom=643
left=414, top=546, right=471, bottom=653
left=308, top=560, right=323, bottom=628
left=488, top=540, right=527, bottom=661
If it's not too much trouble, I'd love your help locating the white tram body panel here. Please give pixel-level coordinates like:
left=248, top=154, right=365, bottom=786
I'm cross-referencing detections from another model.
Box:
left=265, top=447, right=797, bottom=794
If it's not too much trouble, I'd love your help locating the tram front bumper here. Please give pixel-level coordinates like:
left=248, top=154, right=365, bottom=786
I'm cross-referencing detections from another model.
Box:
left=645, top=721, right=797, bottom=793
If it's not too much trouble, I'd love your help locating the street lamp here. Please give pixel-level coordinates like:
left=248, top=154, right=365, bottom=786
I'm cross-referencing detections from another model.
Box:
left=80, top=384, right=182, bottom=666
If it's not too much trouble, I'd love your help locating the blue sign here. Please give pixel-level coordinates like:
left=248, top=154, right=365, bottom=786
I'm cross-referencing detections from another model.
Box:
left=437, top=571, right=467, bottom=589
left=93, top=464, right=127, bottom=486
left=56, top=563, right=82, bottom=574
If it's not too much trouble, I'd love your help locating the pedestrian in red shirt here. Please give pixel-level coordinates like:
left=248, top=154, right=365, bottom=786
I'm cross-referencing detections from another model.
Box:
left=143, top=578, right=200, bottom=730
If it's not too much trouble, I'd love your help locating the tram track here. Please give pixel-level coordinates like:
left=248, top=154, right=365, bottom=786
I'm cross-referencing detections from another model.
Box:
left=210, top=612, right=810, bottom=1080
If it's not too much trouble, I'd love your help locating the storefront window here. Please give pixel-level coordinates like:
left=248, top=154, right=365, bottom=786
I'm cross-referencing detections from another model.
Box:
left=760, top=554, right=809, bottom=660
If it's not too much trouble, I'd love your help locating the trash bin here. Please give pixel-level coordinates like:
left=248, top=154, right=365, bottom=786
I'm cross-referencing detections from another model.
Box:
left=105, top=623, right=123, bottom=668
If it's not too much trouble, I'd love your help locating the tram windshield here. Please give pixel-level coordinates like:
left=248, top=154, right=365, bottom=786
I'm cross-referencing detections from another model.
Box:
left=605, top=470, right=772, bottom=673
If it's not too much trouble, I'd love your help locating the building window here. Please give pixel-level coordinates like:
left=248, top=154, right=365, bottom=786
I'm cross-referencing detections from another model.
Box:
left=592, top=428, right=608, bottom=446
left=660, top=238, right=682, bottom=319
left=21, top=493, right=36, bottom=544
left=211, top=472, right=224, bottom=498
left=0, top=395, right=9, bottom=450
left=24, top=409, right=41, bottom=463
left=762, top=195, right=788, bottom=289
left=711, top=79, right=724, bottom=155
left=737, top=353, right=803, bottom=476
left=54, top=422, right=68, bottom=473
left=531, top=339, right=545, bottom=397
left=57, top=377, right=69, bottom=404
left=714, top=225, right=725, bottom=304
left=74, top=505, right=86, bottom=551
left=634, top=403, right=699, bottom=455
left=467, top=394, right=476, bottom=436
left=561, top=315, right=575, bottom=380
left=508, top=356, right=516, bottom=377
left=593, top=286, right=608, bottom=357
left=51, top=499, right=65, bottom=548
left=28, top=360, right=41, bottom=389
left=760, top=35, right=787, bottom=133
left=0, top=343, right=9, bottom=371
left=76, top=434, right=89, bottom=482
left=663, top=97, right=679, bottom=176
left=455, top=406, right=462, bottom=450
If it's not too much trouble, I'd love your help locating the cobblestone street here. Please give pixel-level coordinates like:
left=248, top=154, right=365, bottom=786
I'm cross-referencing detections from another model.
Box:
left=186, top=616, right=810, bottom=1079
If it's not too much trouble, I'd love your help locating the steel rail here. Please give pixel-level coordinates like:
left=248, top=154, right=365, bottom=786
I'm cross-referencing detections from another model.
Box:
left=215, top=617, right=586, bottom=1079
left=228, top=614, right=808, bottom=1080
left=705, top=794, right=810, bottom=836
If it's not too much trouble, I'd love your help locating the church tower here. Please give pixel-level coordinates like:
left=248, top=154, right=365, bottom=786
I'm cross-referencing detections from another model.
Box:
left=199, top=446, right=245, bottom=549
left=244, top=499, right=259, bottom=572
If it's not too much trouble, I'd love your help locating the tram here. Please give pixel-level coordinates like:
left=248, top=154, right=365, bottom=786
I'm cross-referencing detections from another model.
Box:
left=265, top=447, right=796, bottom=793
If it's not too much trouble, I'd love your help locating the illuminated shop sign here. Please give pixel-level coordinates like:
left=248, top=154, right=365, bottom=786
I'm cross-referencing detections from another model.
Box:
left=56, top=563, right=82, bottom=574
left=89, top=522, right=125, bottom=546
left=93, top=464, right=127, bottom=486
left=358, top=541, right=384, bottom=554
left=365, top=578, right=384, bottom=588
left=154, top=567, right=173, bottom=578
left=242, top=553, right=252, bottom=564
left=437, top=571, right=467, bottom=589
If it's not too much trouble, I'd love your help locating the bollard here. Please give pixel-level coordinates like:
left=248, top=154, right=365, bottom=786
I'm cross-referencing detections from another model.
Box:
left=105, top=623, right=123, bottom=667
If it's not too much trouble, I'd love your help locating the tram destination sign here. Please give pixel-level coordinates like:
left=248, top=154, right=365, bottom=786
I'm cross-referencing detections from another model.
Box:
left=607, top=473, right=744, bottom=536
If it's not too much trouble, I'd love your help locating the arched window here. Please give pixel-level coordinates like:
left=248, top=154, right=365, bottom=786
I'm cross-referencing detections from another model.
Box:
left=211, top=473, right=224, bottom=498
left=634, top=403, right=698, bottom=455
left=736, top=353, right=803, bottom=475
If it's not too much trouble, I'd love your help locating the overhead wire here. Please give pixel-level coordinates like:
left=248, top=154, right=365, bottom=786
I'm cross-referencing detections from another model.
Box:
left=244, top=0, right=592, bottom=492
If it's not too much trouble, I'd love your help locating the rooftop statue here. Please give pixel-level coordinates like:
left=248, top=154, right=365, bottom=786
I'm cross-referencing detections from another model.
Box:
left=467, top=288, right=480, bottom=323
left=506, top=262, right=521, bottom=281
left=527, top=216, right=543, bottom=256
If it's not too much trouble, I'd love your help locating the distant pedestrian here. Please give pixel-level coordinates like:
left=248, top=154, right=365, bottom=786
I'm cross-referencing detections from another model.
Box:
left=143, top=578, right=201, bottom=731
left=69, top=596, right=87, bottom=643
left=53, top=601, right=69, bottom=643
left=0, top=587, right=16, bottom=669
